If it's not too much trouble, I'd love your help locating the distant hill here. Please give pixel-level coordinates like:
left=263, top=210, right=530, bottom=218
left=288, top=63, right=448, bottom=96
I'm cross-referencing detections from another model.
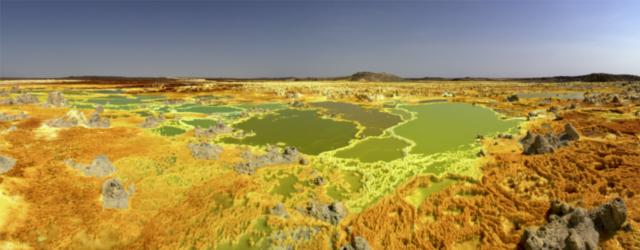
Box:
left=4, top=72, right=638, bottom=83
left=516, top=73, right=640, bottom=83
left=349, top=72, right=404, bottom=82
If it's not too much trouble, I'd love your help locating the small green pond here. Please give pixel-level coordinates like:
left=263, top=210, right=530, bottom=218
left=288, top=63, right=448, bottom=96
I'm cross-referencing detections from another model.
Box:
left=155, top=126, right=186, bottom=136
left=271, top=174, right=299, bottom=199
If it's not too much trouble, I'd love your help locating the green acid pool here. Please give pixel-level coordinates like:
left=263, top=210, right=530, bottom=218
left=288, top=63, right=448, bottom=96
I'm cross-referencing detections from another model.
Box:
left=223, top=109, right=358, bottom=155
left=334, top=137, right=409, bottom=162
left=183, top=118, right=217, bottom=128
left=311, top=102, right=401, bottom=137
left=176, top=104, right=241, bottom=114
left=394, top=103, right=519, bottom=155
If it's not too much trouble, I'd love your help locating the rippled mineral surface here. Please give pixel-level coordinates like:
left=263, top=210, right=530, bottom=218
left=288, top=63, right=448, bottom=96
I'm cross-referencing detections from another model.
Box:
left=0, top=79, right=639, bottom=249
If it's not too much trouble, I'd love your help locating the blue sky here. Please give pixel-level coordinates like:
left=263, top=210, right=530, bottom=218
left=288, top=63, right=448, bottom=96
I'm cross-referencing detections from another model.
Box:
left=1, top=1, right=639, bottom=77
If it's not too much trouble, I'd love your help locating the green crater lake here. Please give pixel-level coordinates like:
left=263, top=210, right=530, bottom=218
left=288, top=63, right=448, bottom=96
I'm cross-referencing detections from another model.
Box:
left=183, top=118, right=217, bottom=128
left=223, top=109, right=358, bottom=155
left=311, top=102, right=401, bottom=137
left=176, top=104, right=241, bottom=114
left=394, top=103, right=519, bottom=155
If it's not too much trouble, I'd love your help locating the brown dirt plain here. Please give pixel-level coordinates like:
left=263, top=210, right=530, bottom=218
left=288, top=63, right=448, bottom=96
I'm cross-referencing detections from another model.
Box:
left=0, top=79, right=639, bottom=249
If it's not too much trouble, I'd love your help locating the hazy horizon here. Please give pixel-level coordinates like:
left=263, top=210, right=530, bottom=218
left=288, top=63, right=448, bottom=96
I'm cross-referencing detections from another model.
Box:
left=1, top=1, right=639, bottom=78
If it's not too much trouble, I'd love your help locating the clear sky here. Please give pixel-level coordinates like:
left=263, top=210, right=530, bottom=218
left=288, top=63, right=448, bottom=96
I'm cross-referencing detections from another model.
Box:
left=1, top=1, right=639, bottom=78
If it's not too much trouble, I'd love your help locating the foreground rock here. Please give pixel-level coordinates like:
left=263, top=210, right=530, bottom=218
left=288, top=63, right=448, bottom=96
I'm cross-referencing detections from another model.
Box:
left=47, top=108, right=110, bottom=128
left=520, top=123, right=580, bottom=155
left=188, top=142, right=223, bottom=160
left=46, top=91, right=67, bottom=107
left=0, top=155, right=17, bottom=174
left=520, top=198, right=627, bottom=250
left=102, top=178, right=134, bottom=209
left=65, top=155, right=116, bottom=177
left=340, top=236, right=373, bottom=250
left=234, top=146, right=306, bottom=175
left=299, top=200, right=347, bottom=225
left=46, top=109, right=88, bottom=128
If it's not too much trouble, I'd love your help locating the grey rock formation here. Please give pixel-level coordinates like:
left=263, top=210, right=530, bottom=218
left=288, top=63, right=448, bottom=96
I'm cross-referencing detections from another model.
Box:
left=300, top=200, right=347, bottom=225
left=521, top=123, right=580, bottom=155
left=234, top=146, right=305, bottom=175
left=289, top=101, right=305, bottom=108
left=524, top=134, right=557, bottom=155
left=0, top=155, right=17, bottom=174
left=559, top=123, right=580, bottom=141
left=87, top=106, right=110, bottom=128
left=268, top=226, right=320, bottom=249
left=507, top=94, right=520, bottom=102
left=0, top=98, right=15, bottom=105
left=65, top=155, right=116, bottom=177
left=0, top=112, right=29, bottom=122
left=341, top=236, right=373, bottom=250
left=102, top=178, right=133, bottom=209
left=188, top=142, right=223, bottom=160
left=270, top=203, right=289, bottom=218
left=46, top=91, right=67, bottom=107
left=14, top=93, right=39, bottom=104
left=194, top=121, right=232, bottom=137
left=611, top=95, right=622, bottom=104
left=520, top=198, right=627, bottom=250
left=46, top=109, right=88, bottom=128
left=139, top=114, right=165, bottom=128
left=589, top=198, right=627, bottom=238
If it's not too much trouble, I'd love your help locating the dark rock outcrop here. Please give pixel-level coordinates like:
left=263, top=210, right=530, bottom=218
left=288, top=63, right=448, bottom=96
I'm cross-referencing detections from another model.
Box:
left=0, top=112, right=29, bottom=122
left=46, top=110, right=88, bottom=128
left=507, top=94, right=520, bottom=102
left=14, top=93, right=39, bottom=104
left=139, top=114, right=165, bottom=128
left=520, top=123, right=580, bottom=155
left=300, top=200, right=347, bottom=225
left=341, top=236, right=373, bottom=250
left=0, top=155, right=17, bottom=174
left=234, top=146, right=306, bottom=175
left=349, top=72, right=403, bottom=82
left=46, top=91, right=67, bottom=107
left=102, top=178, right=134, bottom=209
left=87, top=106, right=110, bottom=128
left=270, top=203, right=289, bottom=218
left=312, top=176, right=325, bottom=186
left=519, top=198, right=627, bottom=250
left=193, top=121, right=232, bottom=137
